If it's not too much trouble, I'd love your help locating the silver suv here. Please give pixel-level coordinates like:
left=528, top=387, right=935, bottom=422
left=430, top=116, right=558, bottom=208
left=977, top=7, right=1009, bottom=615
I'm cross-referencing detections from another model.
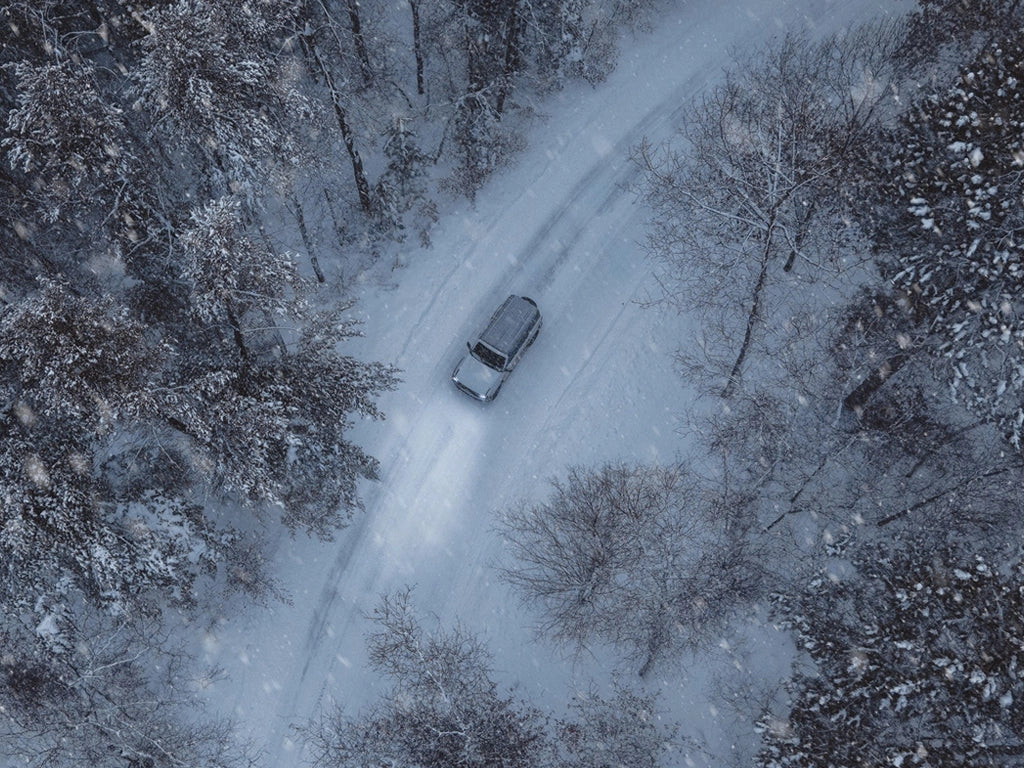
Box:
left=452, top=295, right=542, bottom=401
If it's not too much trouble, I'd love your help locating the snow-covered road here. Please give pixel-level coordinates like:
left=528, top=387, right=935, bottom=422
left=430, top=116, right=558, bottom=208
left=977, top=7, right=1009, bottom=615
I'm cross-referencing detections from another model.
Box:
left=205, top=1, right=906, bottom=764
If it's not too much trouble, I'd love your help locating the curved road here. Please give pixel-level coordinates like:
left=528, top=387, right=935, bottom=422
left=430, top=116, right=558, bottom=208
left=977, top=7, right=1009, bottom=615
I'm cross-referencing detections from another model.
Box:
left=208, top=1, right=906, bottom=764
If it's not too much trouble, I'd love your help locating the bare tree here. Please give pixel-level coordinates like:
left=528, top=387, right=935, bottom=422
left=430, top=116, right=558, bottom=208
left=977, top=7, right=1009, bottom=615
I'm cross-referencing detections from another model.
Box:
left=497, top=463, right=763, bottom=677
left=558, top=681, right=688, bottom=767
left=699, top=283, right=1024, bottom=547
left=635, top=26, right=904, bottom=398
left=304, top=588, right=547, bottom=768
left=0, top=610, right=255, bottom=768
left=303, top=589, right=689, bottom=768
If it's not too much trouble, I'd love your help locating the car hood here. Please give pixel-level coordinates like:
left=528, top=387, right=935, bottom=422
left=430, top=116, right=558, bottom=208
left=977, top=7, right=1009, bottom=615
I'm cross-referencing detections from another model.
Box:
left=452, top=354, right=501, bottom=400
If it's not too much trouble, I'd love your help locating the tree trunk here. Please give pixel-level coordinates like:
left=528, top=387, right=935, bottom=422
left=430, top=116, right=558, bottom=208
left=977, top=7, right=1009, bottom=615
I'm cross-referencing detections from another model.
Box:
left=288, top=193, right=325, bottom=282
left=410, top=0, right=425, bottom=96
left=345, top=0, right=373, bottom=87
left=637, top=612, right=667, bottom=679
left=322, top=186, right=348, bottom=250
left=333, top=96, right=374, bottom=216
left=495, top=4, right=519, bottom=116
left=841, top=352, right=911, bottom=415
left=224, top=298, right=250, bottom=362
left=722, top=173, right=807, bottom=398
left=465, top=12, right=480, bottom=95
left=300, top=34, right=373, bottom=215
left=722, top=228, right=774, bottom=398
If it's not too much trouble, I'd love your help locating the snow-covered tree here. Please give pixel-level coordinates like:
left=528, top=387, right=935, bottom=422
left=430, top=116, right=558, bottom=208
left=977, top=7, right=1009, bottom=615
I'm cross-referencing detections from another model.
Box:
left=179, top=196, right=302, bottom=336
left=758, top=541, right=1024, bottom=767
left=305, top=589, right=688, bottom=768
left=558, top=682, right=684, bottom=768
left=132, top=0, right=303, bottom=196
left=4, top=58, right=135, bottom=222
left=0, top=279, right=224, bottom=615
left=456, top=0, right=522, bottom=107
left=0, top=207, right=396, bottom=624
left=901, top=0, right=1024, bottom=69
left=498, top=463, right=762, bottom=676
left=372, top=116, right=431, bottom=238
left=0, top=278, right=159, bottom=427
left=873, top=37, right=1024, bottom=451
left=291, top=0, right=379, bottom=216
left=166, top=197, right=399, bottom=533
left=444, top=91, right=524, bottom=200
left=523, top=0, right=650, bottom=88
left=424, top=0, right=653, bottom=197
left=0, top=285, right=244, bottom=760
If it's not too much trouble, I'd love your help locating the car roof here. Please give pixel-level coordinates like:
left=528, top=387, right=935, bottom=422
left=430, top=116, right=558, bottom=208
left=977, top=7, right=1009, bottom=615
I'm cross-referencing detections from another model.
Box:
left=479, top=295, right=539, bottom=354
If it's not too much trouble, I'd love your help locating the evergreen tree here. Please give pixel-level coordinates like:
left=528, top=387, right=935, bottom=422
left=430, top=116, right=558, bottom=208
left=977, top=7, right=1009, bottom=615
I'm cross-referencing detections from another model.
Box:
left=0, top=279, right=219, bottom=614
left=165, top=196, right=399, bottom=534
left=5, top=58, right=135, bottom=222
left=759, top=542, right=1024, bottom=767
left=874, top=38, right=1024, bottom=450
left=132, top=0, right=303, bottom=196
left=372, top=116, right=430, bottom=237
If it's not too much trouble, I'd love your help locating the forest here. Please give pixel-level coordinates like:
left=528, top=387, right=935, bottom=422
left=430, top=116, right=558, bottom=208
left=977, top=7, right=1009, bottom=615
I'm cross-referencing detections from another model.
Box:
left=1, top=0, right=1023, bottom=766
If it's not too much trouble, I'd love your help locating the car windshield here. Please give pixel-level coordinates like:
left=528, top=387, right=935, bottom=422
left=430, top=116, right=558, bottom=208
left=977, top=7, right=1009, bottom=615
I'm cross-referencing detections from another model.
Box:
left=472, top=342, right=506, bottom=370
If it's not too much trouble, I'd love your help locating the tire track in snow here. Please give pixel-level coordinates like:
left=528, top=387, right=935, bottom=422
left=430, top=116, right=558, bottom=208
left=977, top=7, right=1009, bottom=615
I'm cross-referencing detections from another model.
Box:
left=295, top=418, right=457, bottom=680
left=376, top=16, right=726, bottom=377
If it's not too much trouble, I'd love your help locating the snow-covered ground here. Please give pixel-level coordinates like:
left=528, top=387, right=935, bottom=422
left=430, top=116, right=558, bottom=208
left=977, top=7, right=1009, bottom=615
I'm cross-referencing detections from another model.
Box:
left=204, top=1, right=906, bottom=764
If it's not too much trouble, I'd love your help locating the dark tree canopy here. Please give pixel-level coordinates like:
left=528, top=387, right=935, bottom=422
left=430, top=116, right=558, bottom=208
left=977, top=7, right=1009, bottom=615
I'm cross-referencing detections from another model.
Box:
left=870, top=37, right=1024, bottom=450
left=759, top=542, right=1024, bottom=768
